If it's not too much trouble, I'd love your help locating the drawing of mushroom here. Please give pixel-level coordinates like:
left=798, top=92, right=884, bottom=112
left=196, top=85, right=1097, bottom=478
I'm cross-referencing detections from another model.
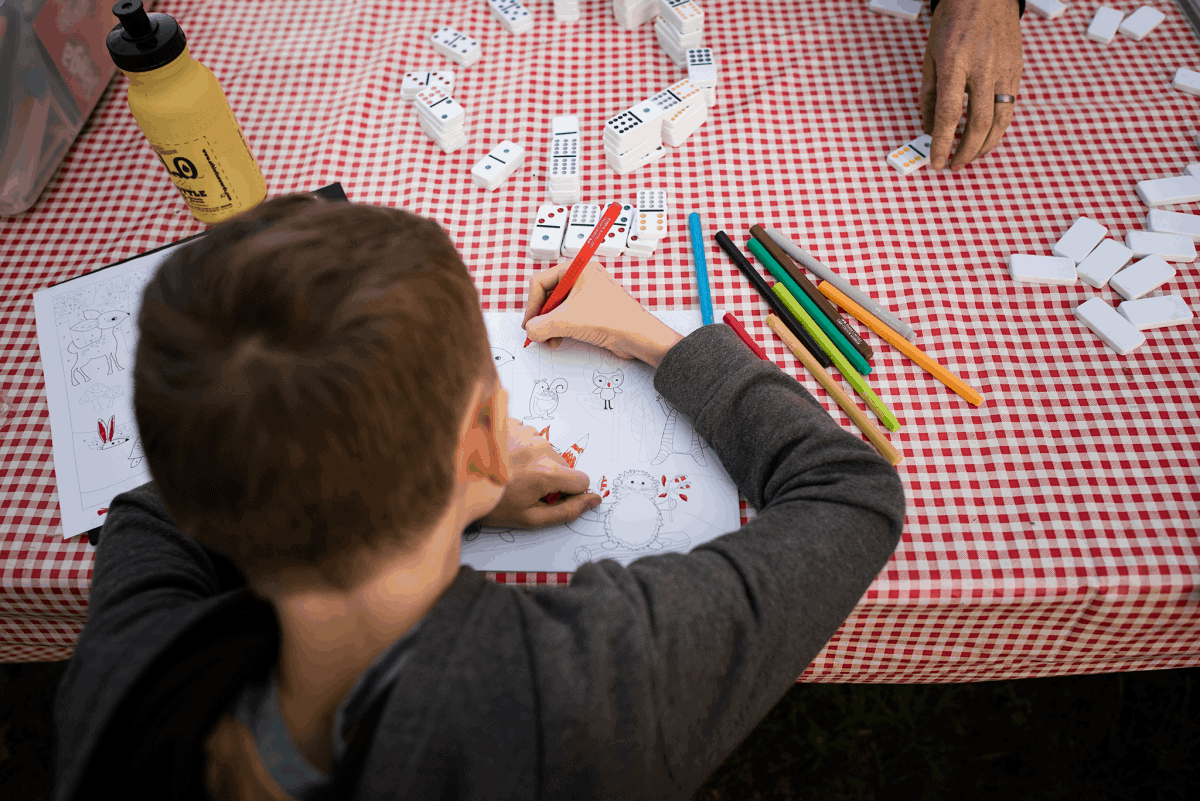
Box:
left=78, top=384, right=124, bottom=411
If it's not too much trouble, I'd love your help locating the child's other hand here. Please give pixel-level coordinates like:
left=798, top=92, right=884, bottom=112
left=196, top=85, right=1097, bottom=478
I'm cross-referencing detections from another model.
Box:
left=479, top=421, right=601, bottom=528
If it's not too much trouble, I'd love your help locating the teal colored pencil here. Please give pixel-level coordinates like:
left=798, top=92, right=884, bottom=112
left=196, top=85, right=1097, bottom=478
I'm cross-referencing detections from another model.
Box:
left=771, top=283, right=901, bottom=433
left=747, top=238, right=872, bottom=376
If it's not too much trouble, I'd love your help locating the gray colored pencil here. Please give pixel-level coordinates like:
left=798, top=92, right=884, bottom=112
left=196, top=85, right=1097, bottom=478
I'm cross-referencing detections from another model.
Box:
left=764, top=227, right=917, bottom=344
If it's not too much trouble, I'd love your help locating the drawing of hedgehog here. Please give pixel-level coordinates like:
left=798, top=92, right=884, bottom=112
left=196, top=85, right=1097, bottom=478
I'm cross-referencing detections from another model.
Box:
left=602, top=469, right=666, bottom=550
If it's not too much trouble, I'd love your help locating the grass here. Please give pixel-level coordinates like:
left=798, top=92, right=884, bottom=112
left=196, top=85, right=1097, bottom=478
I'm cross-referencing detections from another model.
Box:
left=3, top=661, right=1197, bottom=799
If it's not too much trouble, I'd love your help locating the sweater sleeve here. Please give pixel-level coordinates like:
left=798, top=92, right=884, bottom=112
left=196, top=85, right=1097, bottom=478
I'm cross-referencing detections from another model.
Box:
left=521, top=325, right=907, bottom=799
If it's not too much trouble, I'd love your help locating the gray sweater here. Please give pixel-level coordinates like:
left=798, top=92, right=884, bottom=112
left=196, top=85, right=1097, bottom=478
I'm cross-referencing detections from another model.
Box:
left=53, top=324, right=906, bottom=800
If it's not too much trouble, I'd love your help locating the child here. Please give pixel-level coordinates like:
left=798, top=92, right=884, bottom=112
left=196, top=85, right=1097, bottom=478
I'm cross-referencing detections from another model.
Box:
left=53, top=195, right=905, bottom=801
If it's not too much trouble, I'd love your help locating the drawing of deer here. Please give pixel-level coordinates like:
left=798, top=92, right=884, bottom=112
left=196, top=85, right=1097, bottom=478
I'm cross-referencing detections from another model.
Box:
left=67, top=310, right=130, bottom=386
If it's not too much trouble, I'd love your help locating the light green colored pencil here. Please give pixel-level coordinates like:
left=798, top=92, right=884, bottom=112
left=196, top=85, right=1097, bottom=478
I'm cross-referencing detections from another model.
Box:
left=772, top=283, right=901, bottom=432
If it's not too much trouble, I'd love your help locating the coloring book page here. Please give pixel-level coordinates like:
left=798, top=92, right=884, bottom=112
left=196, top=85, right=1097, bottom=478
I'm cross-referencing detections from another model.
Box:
left=463, top=311, right=741, bottom=571
left=33, top=241, right=192, bottom=539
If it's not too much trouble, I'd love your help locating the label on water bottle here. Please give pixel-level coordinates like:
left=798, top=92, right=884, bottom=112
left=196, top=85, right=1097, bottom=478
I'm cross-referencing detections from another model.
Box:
left=152, top=134, right=238, bottom=218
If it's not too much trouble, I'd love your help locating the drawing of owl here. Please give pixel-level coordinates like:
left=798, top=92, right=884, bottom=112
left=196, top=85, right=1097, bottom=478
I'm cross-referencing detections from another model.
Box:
left=591, top=368, right=625, bottom=410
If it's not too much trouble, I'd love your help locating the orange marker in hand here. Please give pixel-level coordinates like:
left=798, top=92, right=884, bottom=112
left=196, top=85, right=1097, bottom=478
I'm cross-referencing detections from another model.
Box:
left=524, top=202, right=624, bottom=347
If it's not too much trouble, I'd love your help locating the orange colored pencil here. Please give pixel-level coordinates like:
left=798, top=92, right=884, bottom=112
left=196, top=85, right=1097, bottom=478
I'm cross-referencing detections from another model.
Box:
left=816, top=281, right=984, bottom=407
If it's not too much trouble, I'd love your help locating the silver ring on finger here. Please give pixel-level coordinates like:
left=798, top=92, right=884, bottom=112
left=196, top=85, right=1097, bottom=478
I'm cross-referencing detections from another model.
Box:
left=994, top=94, right=1016, bottom=104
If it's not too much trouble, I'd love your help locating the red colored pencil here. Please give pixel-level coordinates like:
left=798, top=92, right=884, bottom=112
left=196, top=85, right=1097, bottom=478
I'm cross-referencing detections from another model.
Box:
left=723, top=312, right=770, bottom=361
left=523, top=202, right=624, bottom=347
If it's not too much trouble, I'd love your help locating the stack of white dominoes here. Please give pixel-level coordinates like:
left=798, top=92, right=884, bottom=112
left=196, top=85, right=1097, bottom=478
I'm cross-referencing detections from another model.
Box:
left=656, top=0, right=705, bottom=67
left=414, top=86, right=468, bottom=153
left=596, top=204, right=635, bottom=258
left=613, top=0, right=655, bottom=29
left=603, top=79, right=704, bottom=174
left=554, top=0, right=580, bottom=23
left=548, top=115, right=581, bottom=204
left=431, top=27, right=482, bottom=67
left=401, top=71, right=454, bottom=101
left=686, top=48, right=717, bottom=107
left=561, top=204, right=601, bottom=257
left=489, top=0, right=534, bottom=34
left=868, top=0, right=923, bottom=22
left=661, top=99, right=707, bottom=147
left=471, top=140, right=525, bottom=190
left=527, top=199, right=664, bottom=261
left=626, top=189, right=668, bottom=256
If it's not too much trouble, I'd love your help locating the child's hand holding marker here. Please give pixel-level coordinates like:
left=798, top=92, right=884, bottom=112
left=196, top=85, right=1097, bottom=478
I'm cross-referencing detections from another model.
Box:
left=481, top=420, right=600, bottom=526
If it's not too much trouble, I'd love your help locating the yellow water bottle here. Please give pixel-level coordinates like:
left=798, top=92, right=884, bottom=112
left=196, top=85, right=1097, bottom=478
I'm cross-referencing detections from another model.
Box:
left=106, top=0, right=265, bottom=224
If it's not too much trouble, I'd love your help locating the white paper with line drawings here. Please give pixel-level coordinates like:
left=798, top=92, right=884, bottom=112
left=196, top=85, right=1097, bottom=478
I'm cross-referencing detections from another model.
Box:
left=462, top=310, right=740, bottom=571
left=33, top=242, right=191, bottom=539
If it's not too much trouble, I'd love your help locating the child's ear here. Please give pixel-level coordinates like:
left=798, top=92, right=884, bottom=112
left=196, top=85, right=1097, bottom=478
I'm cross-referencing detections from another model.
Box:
left=460, top=385, right=508, bottom=486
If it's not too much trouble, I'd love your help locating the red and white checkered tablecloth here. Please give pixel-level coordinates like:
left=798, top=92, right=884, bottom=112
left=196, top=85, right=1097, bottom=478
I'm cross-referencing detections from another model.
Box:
left=1, top=0, right=1198, bottom=677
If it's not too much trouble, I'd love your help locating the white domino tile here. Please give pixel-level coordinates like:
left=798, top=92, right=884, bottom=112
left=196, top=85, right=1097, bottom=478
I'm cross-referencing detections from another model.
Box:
left=868, top=0, right=922, bottom=22
left=430, top=27, right=482, bottom=68
left=1146, top=209, right=1200, bottom=241
left=1110, top=255, right=1176, bottom=300
left=1052, top=216, right=1107, bottom=264
left=489, top=0, right=534, bottom=34
left=1172, top=68, right=1200, bottom=97
left=1076, top=239, right=1133, bottom=288
left=1118, top=295, right=1193, bottom=330
left=1008, top=254, right=1077, bottom=285
left=1136, top=176, right=1200, bottom=207
left=527, top=204, right=570, bottom=260
left=1118, top=6, right=1166, bottom=41
left=1125, top=230, right=1196, bottom=262
left=471, top=140, right=525, bottom=190
left=634, top=189, right=668, bottom=242
left=562, top=204, right=601, bottom=257
left=1074, top=297, right=1146, bottom=355
left=400, top=70, right=454, bottom=101
left=1026, top=0, right=1068, bottom=21
left=596, top=203, right=634, bottom=258
left=1087, top=7, right=1124, bottom=44
left=886, top=134, right=932, bottom=176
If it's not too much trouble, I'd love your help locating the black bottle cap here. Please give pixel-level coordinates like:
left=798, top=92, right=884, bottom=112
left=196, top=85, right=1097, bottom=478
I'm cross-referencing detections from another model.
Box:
left=106, top=0, right=187, bottom=73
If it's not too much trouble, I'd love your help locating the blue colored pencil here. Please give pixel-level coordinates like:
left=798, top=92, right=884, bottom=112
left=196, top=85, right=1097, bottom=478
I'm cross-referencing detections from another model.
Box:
left=688, top=212, right=714, bottom=325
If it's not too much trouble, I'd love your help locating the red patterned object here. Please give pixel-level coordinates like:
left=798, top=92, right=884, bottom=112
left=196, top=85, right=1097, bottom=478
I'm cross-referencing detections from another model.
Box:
left=1, top=1, right=1197, bottom=677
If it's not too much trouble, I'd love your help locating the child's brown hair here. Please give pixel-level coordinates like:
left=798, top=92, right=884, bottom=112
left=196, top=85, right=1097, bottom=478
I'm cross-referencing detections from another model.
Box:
left=134, top=195, right=492, bottom=590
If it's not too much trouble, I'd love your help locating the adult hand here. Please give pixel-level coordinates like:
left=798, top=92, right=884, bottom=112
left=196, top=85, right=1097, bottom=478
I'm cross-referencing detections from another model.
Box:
left=478, top=420, right=601, bottom=528
left=521, top=260, right=684, bottom=367
left=919, top=0, right=1023, bottom=170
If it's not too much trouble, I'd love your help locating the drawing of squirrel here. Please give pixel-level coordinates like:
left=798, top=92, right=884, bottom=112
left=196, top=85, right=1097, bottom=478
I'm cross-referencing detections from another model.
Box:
left=525, top=378, right=568, bottom=420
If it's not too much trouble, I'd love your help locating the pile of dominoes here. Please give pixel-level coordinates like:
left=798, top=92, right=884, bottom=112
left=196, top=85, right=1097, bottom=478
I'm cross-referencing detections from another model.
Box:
left=656, top=0, right=705, bottom=67
left=527, top=190, right=669, bottom=260
left=613, top=0, right=656, bottom=29
left=686, top=47, right=717, bottom=107
left=488, top=0, right=533, bottom=34
left=431, top=27, right=482, bottom=68
left=548, top=115, right=581, bottom=204
left=400, top=70, right=454, bottom=102
left=603, top=78, right=705, bottom=175
left=555, top=0, right=581, bottom=23
left=471, top=140, right=525, bottom=190
left=414, top=86, right=467, bottom=153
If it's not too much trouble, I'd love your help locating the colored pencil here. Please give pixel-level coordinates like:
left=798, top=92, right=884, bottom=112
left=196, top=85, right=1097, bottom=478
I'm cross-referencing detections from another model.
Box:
left=749, top=224, right=873, bottom=362
left=817, top=281, right=984, bottom=407
left=722, top=312, right=769, bottom=361
left=524, top=201, right=624, bottom=347
left=763, top=226, right=917, bottom=344
left=772, top=282, right=901, bottom=432
left=766, top=314, right=903, bottom=466
left=713, top=230, right=832, bottom=369
left=689, top=213, right=715, bottom=325
left=746, top=237, right=873, bottom=376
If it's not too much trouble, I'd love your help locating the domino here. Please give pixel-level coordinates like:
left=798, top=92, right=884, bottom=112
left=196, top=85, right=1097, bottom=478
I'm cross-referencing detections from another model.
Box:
left=1052, top=216, right=1107, bottom=264
left=662, top=101, right=708, bottom=147
left=605, top=143, right=667, bottom=175
left=868, top=0, right=922, bottom=22
left=624, top=210, right=657, bottom=256
left=415, top=86, right=465, bottom=133
left=686, top=48, right=717, bottom=86
left=471, top=140, right=525, bottom=191
left=605, top=100, right=667, bottom=154
left=654, top=18, right=702, bottom=67
left=1074, top=298, right=1146, bottom=355
left=1136, top=176, right=1200, bottom=207
left=1118, top=6, right=1166, bottom=41
left=613, top=0, right=655, bottom=29
left=886, top=134, right=932, bottom=176
left=1075, top=239, right=1133, bottom=288
left=555, top=0, right=581, bottom=22
left=1008, top=254, right=1077, bottom=285
left=1125, top=230, right=1196, bottom=262
left=431, top=27, right=482, bottom=68
left=634, top=190, right=668, bottom=242
left=596, top=203, right=635, bottom=258
left=549, top=114, right=581, bottom=203
left=1026, top=0, right=1067, bottom=20
left=1187, top=164, right=1200, bottom=179
left=1110, top=255, right=1175, bottom=300
left=1173, top=68, right=1200, bottom=97
left=418, top=117, right=467, bottom=153
left=401, top=70, right=454, bottom=101
left=658, top=0, right=705, bottom=35
left=562, top=204, right=602, bottom=257
left=1146, top=209, right=1200, bottom=241
left=1118, top=295, right=1194, bottom=330
left=489, top=0, right=534, bottom=34
left=528, top=205, right=571, bottom=260
left=1086, top=7, right=1124, bottom=44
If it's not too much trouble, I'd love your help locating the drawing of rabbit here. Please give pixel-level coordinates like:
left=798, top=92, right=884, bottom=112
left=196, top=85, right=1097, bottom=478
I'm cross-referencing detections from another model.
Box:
left=491, top=347, right=514, bottom=370
left=92, top=416, right=129, bottom=451
left=526, top=378, right=567, bottom=420
left=592, top=367, right=624, bottom=410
